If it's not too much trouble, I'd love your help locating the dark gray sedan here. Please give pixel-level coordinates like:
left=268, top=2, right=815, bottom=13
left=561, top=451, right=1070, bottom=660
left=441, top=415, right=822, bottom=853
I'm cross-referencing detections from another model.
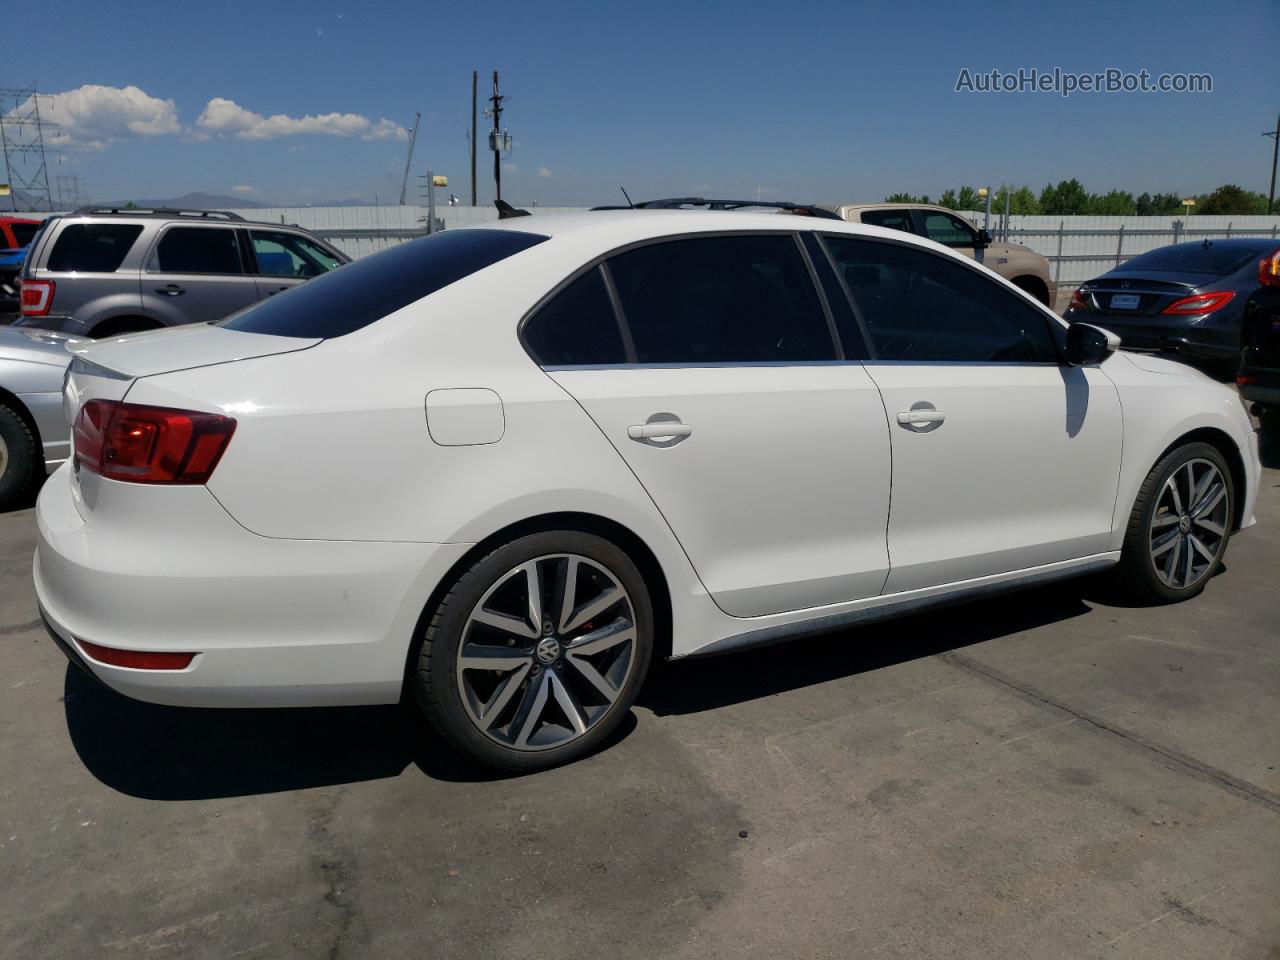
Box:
left=0, top=328, right=79, bottom=509
left=1065, top=238, right=1280, bottom=378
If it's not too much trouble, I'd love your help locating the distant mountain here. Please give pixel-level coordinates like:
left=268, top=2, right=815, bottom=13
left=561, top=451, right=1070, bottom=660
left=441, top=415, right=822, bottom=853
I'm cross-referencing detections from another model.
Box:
left=128, top=192, right=270, bottom=210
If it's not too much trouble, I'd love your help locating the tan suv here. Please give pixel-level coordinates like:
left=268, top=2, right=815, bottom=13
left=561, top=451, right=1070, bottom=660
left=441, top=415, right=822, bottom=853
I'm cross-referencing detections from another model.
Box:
left=825, top=203, right=1054, bottom=306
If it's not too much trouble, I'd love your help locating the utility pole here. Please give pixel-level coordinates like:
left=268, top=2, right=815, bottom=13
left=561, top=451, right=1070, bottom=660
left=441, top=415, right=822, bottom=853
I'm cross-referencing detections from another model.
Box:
left=398, top=112, right=420, bottom=205
left=489, top=71, right=504, bottom=203
left=470, top=71, right=478, bottom=206
left=1265, top=113, right=1279, bottom=216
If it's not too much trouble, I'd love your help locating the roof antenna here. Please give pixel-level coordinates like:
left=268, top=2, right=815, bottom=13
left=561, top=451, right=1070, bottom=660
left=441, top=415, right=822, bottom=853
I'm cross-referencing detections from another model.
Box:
left=620, top=187, right=635, bottom=209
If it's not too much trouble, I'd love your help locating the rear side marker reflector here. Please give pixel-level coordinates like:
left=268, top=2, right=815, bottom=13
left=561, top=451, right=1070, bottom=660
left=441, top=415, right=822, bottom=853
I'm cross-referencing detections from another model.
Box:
left=77, top=639, right=197, bottom=670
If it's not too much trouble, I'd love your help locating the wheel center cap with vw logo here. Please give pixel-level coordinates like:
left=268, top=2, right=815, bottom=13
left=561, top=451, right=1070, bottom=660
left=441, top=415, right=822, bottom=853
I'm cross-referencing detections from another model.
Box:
left=1178, top=515, right=1192, bottom=534
left=535, top=637, right=562, bottom=664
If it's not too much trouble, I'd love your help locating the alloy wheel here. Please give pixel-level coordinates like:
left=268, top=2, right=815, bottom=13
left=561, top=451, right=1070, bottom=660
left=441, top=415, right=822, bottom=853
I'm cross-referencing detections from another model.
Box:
left=455, top=553, right=637, bottom=752
left=1149, top=458, right=1229, bottom=590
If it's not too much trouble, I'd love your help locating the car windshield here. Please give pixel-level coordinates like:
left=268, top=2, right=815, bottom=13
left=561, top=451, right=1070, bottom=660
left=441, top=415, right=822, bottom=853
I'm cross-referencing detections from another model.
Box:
left=219, top=228, right=548, bottom=339
left=1119, top=240, right=1275, bottom=277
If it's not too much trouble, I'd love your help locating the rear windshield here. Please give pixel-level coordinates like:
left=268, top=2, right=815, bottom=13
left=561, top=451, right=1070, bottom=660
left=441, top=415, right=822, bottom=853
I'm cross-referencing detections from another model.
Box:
left=1120, top=240, right=1275, bottom=277
left=220, top=228, right=548, bottom=338
left=48, top=223, right=144, bottom=272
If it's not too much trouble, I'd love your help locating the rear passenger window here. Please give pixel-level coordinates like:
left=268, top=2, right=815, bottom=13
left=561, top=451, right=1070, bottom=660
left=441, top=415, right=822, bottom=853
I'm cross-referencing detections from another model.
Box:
left=47, top=224, right=143, bottom=273
left=523, top=267, right=627, bottom=365
left=155, top=227, right=242, bottom=274
left=822, top=236, right=1059, bottom=363
left=607, top=235, right=835, bottom=363
left=860, top=210, right=915, bottom=233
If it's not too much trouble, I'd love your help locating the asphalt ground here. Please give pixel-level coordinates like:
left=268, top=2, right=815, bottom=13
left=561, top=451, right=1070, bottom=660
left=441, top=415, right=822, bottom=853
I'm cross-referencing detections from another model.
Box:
left=1, top=436, right=1277, bottom=959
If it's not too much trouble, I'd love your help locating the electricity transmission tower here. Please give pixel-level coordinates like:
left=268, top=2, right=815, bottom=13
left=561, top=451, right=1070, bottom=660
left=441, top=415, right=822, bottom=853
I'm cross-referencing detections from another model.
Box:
left=0, top=84, right=56, bottom=212
left=56, top=173, right=87, bottom=209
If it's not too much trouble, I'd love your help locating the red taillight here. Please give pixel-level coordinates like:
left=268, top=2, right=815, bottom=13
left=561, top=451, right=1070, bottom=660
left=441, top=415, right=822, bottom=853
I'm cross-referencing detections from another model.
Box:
left=19, top=278, right=54, bottom=316
left=1260, top=248, right=1280, bottom=288
left=1237, top=374, right=1257, bottom=386
left=78, top=639, right=196, bottom=670
left=73, top=400, right=236, bottom=484
left=1069, top=288, right=1090, bottom=312
left=1161, top=291, right=1236, bottom=315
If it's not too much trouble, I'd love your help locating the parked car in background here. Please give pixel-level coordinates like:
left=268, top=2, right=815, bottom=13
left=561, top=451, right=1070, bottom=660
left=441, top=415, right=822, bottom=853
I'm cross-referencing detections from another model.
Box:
left=1238, top=246, right=1280, bottom=432
left=0, top=216, right=42, bottom=252
left=824, top=203, right=1055, bottom=306
left=0, top=327, right=77, bottom=509
left=14, top=207, right=349, bottom=338
left=1, top=216, right=45, bottom=322
left=36, top=208, right=1258, bottom=772
left=1065, top=238, right=1280, bottom=379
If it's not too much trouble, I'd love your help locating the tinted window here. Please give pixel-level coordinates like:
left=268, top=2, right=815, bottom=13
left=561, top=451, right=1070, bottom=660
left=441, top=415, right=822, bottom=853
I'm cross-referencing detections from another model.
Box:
left=823, top=236, right=1058, bottom=363
left=860, top=210, right=915, bottom=233
left=47, top=223, right=143, bottom=273
left=1120, top=240, right=1274, bottom=277
left=155, top=227, right=242, bottom=274
left=801, top=232, right=869, bottom=359
left=222, top=228, right=547, bottom=339
left=10, top=222, right=39, bottom=247
left=607, top=234, right=835, bottom=363
left=524, top=267, right=626, bottom=365
left=919, top=212, right=977, bottom=248
left=251, top=230, right=343, bottom=277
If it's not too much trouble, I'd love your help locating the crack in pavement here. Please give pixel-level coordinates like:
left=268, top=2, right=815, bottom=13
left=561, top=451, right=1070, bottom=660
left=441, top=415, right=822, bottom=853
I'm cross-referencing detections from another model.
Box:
left=938, top=651, right=1280, bottom=815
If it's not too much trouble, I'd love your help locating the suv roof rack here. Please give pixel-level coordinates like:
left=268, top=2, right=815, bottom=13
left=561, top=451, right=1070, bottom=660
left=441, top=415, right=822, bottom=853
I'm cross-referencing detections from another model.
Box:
left=590, top=197, right=842, bottom=221
left=71, top=206, right=246, bottom=221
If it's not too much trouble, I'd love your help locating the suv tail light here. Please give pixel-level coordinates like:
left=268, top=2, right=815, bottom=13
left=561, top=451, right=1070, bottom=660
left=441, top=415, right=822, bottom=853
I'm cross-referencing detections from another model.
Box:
left=1161, top=291, right=1236, bottom=315
left=19, top=278, right=54, bottom=316
left=1068, top=288, right=1091, bottom=312
left=73, top=400, right=236, bottom=484
left=1260, top=247, right=1280, bottom=288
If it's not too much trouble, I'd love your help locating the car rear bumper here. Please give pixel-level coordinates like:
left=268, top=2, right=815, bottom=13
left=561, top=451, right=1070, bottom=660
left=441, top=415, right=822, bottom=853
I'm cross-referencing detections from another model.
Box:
left=34, top=464, right=472, bottom=708
left=1069, top=314, right=1239, bottom=360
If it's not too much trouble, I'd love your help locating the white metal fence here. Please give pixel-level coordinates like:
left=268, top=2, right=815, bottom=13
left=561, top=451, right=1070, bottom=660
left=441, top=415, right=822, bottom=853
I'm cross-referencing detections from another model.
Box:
left=20, top=204, right=1280, bottom=287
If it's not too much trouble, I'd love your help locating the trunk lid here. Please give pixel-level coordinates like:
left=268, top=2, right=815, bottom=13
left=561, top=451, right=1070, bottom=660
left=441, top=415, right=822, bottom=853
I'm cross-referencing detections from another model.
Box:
left=1079, top=273, right=1207, bottom=319
left=62, top=324, right=318, bottom=517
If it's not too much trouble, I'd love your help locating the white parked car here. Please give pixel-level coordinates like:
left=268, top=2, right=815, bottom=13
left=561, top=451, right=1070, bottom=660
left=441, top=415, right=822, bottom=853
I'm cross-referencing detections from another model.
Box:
left=35, top=210, right=1261, bottom=771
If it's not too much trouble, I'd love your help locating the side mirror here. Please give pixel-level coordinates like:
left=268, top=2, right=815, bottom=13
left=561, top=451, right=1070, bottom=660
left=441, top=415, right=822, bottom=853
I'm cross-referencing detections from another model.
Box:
left=975, top=228, right=993, bottom=248
left=1065, top=322, right=1120, bottom=366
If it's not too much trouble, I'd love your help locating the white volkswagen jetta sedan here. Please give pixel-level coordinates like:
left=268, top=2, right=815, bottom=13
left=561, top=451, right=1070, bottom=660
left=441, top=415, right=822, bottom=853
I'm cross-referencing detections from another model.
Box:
left=35, top=210, right=1260, bottom=771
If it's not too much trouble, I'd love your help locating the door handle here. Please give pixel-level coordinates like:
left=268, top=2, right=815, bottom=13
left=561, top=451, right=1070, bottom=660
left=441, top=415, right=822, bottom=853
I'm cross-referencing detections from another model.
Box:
left=266, top=285, right=290, bottom=296
left=896, top=409, right=946, bottom=428
left=628, top=416, right=692, bottom=446
left=155, top=284, right=185, bottom=296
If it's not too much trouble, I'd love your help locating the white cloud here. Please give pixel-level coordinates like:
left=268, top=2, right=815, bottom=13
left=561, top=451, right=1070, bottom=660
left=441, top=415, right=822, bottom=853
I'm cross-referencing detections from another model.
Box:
left=196, top=97, right=407, bottom=141
left=537, top=167, right=553, bottom=178
left=230, top=185, right=255, bottom=194
left=21, top=84, right=180, bottom=150
left=503, top=162, right=519, bottom=173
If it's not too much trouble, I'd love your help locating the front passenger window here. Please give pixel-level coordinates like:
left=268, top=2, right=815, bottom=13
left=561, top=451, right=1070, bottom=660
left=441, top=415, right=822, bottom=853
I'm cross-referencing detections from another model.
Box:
left=823, top=236, right=1058, bottom=363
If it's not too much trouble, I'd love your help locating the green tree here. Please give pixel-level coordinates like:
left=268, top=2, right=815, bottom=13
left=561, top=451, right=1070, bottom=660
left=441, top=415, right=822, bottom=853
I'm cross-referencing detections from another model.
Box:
left=1039, top=179, right=1090, bottom=215
left=1196, top=184, right=1268, bottom=215
left=938, top=189, right=958, bottom=209
left=955, top=186, right=979, bottom=210
left=1089, top=190, right=1136, bottom=215
left=884, top=192, right=919, bottom=203
left=1010, top=186, right=1039, bottom=214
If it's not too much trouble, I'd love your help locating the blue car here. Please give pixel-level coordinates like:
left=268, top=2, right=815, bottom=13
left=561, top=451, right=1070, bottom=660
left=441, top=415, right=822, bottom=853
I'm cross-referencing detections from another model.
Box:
left=1065, top=238, right=1280, bottom=378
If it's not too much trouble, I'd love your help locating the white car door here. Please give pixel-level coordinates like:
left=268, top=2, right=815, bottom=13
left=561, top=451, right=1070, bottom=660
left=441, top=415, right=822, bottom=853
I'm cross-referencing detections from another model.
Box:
left=820, top=233, right=1123, bottom=594
left=526, top=233, right=893, bottom=618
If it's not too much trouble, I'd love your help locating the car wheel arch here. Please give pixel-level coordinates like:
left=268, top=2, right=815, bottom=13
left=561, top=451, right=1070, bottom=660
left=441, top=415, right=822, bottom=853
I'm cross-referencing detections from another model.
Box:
left=0, top=386, right=41, bottom=450
left=1154, top=427, right=1247, bottom=531
left=88, top=315, right=165, bottom=339
left=399, top=510, right=675, bottom=693
left=1010, top=275, right=1051, bottom=306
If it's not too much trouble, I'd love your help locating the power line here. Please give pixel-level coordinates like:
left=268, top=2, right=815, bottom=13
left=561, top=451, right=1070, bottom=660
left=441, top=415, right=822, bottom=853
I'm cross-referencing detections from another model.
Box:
left=0, top=84, right=56, bottom=212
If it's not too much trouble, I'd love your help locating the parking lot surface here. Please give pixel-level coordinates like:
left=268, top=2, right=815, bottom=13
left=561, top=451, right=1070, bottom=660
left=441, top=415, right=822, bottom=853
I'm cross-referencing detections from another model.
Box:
left=2, top=452, right=1278, bottom=959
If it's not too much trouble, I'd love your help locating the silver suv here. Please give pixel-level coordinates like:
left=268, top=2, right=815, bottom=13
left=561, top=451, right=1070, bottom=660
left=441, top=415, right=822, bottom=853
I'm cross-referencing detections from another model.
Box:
left=16, top=207, right=349, bottom=338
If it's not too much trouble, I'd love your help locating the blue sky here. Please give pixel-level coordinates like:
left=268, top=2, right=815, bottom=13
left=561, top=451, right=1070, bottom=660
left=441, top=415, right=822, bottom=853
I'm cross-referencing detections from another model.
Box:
left=10, top=0, right=1279, bottom=207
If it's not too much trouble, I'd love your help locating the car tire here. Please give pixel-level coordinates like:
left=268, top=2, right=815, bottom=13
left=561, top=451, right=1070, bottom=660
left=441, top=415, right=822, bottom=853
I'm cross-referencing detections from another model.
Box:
left=411, top=530, right=654, bottom=772
left=1111, top=441, right=1233, bottom=604
left=0, top=402, right=38, bottom=512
